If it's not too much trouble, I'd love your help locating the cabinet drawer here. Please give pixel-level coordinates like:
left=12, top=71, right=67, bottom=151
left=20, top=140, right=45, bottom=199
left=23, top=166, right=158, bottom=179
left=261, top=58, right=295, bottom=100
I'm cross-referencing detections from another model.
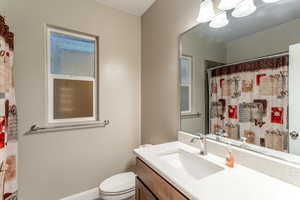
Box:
left=136, top=158, right=188, bottom=200
left=136, top=177, right=158, bottom=200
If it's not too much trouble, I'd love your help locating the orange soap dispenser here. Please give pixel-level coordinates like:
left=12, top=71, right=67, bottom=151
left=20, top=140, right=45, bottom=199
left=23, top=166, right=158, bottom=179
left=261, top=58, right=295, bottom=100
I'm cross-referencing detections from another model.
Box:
left=226, top=145, right=235, bottom=168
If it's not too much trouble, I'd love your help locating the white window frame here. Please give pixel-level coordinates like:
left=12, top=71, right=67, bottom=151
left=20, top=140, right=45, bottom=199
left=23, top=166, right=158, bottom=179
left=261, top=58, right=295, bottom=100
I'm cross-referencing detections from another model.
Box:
left=180, top=55, right=193, bottom=114
left=46, top=26, right=98, bottom=124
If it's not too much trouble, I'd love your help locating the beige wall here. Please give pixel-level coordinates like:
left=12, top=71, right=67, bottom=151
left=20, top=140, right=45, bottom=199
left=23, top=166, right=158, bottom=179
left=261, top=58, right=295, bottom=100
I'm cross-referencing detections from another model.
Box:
left=141, top=0, right=200, bottom=144
left=1, top=0, right=141, bottom=199
left=226, top=18, right=300, bottom=63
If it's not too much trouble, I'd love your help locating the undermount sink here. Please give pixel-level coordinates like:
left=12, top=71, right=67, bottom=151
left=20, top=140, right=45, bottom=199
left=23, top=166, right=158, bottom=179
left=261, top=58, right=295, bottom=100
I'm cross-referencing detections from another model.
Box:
left=159, top=149, right=224, bottom=181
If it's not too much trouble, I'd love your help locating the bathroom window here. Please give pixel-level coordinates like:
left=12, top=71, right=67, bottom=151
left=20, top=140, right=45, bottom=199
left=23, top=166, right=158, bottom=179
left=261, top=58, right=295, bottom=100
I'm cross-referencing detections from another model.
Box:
left=47, top=27, right=98, bottom=123
left=180, top=55, right=192, bottom=113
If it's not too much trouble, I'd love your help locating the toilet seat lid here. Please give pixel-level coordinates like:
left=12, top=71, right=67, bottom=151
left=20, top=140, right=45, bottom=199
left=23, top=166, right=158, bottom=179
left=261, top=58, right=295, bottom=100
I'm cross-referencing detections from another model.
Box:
left=100, top=172, right=136, bottom=193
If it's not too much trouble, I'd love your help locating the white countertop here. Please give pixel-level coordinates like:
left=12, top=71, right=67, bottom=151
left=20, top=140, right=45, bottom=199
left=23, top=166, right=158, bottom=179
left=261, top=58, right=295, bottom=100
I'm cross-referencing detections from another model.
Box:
left=134, top=142, right=300, bottom=200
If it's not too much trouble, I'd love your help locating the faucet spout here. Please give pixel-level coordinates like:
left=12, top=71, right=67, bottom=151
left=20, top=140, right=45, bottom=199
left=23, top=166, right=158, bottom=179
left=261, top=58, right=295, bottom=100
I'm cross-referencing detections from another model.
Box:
left=190, top=134, right=208, bottom=156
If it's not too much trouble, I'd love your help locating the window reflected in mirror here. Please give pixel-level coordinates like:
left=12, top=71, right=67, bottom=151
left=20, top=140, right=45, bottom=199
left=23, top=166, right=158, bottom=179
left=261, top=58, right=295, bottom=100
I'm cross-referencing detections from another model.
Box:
left=180, top=56, right=192, bottom=113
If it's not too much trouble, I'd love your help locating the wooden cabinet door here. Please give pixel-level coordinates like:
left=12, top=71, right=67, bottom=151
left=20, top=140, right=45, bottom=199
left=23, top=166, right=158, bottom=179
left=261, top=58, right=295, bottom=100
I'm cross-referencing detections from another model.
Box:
left=136, top=178, right=158, bottom=200
left=136, top=158, right=189, bottom=200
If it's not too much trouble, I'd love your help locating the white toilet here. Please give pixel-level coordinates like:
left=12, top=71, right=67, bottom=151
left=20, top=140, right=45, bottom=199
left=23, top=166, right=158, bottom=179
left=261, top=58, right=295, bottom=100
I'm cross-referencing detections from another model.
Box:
left=99, top=172, right=136, bottom=200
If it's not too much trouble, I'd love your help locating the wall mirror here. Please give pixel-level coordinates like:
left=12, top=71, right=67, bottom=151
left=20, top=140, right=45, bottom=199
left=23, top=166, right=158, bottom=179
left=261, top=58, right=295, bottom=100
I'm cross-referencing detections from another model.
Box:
left=179, top=0, right=300, bottom=164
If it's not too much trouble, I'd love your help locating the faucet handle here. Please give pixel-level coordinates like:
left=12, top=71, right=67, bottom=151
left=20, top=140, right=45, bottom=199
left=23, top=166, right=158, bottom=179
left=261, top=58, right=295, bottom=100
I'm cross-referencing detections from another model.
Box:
left=197, top=133, right=203, bottom=136
left=240, top=137, right=247, bottom=147
left=220, top=131, right=228, bottom=137
left=197, top=133, right=206, bottom=139
left=240, top=137, right=247, bottom=143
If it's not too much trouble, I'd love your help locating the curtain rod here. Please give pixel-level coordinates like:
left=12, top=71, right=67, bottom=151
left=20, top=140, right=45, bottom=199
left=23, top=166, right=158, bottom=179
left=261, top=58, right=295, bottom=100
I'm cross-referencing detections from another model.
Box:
left=206, top=51, right=289, bottom=72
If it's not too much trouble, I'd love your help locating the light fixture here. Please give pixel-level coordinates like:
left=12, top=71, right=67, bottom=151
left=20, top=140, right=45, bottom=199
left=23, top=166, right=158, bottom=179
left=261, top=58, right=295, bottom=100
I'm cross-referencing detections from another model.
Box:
left=197, top=0, right=216, bottom=23
left=209, top=12, right=229, bottom=28
left=232, top=0, right=257, bottom=18
left=262, top=0, right=281, bottom=3
left=218, top=0, right=243, bottom=11
left=196, top=0, right=280, bottom=28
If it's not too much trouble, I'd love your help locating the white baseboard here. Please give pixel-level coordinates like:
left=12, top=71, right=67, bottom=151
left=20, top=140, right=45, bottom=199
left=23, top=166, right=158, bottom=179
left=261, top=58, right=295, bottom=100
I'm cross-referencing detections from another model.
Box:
left=61, top=187, right=100, bottom=200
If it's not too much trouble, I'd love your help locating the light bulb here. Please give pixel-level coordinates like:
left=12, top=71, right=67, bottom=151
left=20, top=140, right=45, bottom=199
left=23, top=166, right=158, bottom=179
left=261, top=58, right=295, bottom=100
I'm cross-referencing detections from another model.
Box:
left=197, top=0, right=216, bottom=23
left=209, top=12, right=229, bottom=28
left=262, top=0, right=281, bottom=3
left=232, top=0, right=257, bottom=18
left=218, top=0, right=243, bottom=11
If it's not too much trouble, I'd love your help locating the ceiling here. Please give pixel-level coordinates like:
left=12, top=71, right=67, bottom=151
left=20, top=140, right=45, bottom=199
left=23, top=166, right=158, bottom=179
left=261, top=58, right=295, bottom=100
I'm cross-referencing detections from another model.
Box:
left=189, top=0, right=300, bottom=42
left=96, top=0, right=156, bottom=16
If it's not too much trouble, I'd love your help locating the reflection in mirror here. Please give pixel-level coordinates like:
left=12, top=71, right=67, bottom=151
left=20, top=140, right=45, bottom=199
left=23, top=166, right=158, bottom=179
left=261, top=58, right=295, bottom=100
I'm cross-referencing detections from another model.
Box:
left=180, top=56, right=192, bottom=114
left=180, top=0, right=300, bottom=162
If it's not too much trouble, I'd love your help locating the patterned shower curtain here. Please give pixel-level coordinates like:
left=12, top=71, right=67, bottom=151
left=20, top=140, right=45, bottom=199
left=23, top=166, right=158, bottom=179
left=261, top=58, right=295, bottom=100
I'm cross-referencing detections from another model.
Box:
left=209, top=56, right=289, bottom=152
left=0, top=15, right=17, bottom=200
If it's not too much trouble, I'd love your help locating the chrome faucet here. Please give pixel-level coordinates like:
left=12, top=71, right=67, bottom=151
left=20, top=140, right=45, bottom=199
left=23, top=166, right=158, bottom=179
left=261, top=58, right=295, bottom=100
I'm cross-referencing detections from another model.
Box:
left=215, top=128, right=228, bottom=141
left=240, top=137, right=247, bottom=148
left=190, top=133, right=208, bottom=156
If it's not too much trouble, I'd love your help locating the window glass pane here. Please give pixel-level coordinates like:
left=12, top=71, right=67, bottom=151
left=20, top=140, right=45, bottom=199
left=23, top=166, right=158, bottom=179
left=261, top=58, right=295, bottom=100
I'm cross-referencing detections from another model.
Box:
left=54, top=79, right=93, bottom=119
left=181, top=86, right=190, bottom=112
left=50, top=32, right=96, bottom=77
left=180, top=57, right=191, bottom=84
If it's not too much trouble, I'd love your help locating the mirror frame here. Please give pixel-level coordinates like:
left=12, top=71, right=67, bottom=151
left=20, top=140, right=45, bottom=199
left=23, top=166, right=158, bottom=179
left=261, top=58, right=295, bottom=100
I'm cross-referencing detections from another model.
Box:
left=178, top=24, right=300, bottom=166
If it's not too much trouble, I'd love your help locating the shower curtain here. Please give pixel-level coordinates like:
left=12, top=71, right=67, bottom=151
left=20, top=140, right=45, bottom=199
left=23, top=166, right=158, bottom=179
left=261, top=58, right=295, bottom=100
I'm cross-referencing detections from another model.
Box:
left=209, top=55, right=289, bottom=152
left=0, top=15, right=17, bottom=200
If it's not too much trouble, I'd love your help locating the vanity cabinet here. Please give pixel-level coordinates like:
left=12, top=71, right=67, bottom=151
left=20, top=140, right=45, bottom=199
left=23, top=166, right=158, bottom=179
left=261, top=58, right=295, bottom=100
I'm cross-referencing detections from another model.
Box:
left=136, top=178, right=157, bottom=200
left=136, top=158, right=189, bottom=200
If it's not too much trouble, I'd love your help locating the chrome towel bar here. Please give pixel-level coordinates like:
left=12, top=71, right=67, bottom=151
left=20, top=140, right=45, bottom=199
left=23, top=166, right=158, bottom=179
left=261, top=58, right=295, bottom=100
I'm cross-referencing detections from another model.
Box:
left=25, top=120, right=110, bottom=135
left=180, top=112, right=201, bottom=119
